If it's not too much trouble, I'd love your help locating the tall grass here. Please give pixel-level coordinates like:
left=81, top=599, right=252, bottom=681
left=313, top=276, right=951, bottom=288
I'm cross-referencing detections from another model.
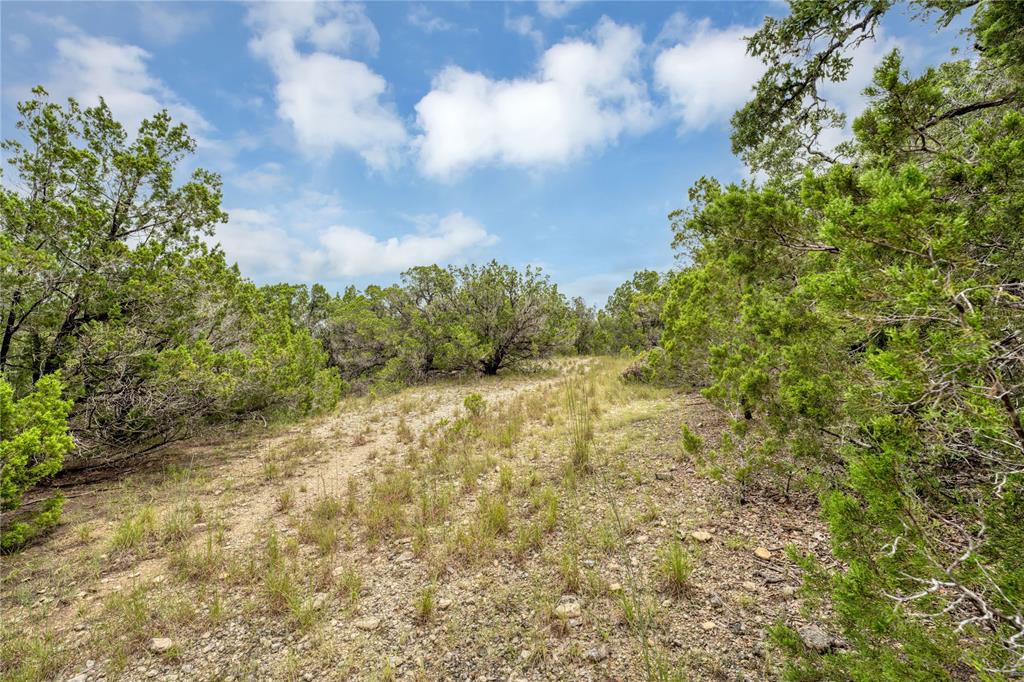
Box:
left=564, top=375, right=594, bottom=473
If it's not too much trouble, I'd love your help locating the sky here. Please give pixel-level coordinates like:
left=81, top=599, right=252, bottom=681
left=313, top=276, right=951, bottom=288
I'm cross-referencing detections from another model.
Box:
left=0, top=1, right=969, bottom=305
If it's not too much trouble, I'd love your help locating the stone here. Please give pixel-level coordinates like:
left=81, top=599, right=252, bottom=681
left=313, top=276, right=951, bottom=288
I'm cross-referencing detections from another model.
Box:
left=582, top=559, right=595, bottom=569
left=555, top=602, right=582, bottom=620
left=690, top=530, right=713, bottom=543
left=354, top=617, right=381, bottom=631
left=149, top=637, right=174, bottom=654
left=781, top=586, right=797, bottom=599
left=729, top=621, right=746, bottom=635
left=585, top=644, right=609, bottom=662
left=655, top=472, right=672, bottom=481
left=396, top=551, right=414, bottom=563
left=701, top=621, right=717, bottom=631
left=608, top=582, right=623, bottom=593
left=754, top=547, right=772, bottom=560
left=438, top=598, right=452, bottom=610
left=66, top=675, right=88, bottom=682
left=312, top=592, right=329, bottom=610
left=742, top=581, right=757, bottom=592
left=798, top=625, right=832, bottom=653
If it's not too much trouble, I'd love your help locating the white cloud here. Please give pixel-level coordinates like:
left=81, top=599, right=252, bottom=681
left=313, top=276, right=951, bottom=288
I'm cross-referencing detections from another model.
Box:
left=505, top=14, right=544, bottom=49
left=247, top=2, right=407, bottom=170
left=232, top=162, right=289, bottom=194
left=653, top=15, right=763, bottom=132
left=408, top=5, right=455, bottom=33
left=51, top=33, right=210, bottom=134
left=537, top=1, right=584, bottom=19
left=318, top=212, right=497, bottom=277
left=136, top=3, right=207, bottom=45
left=213, top=201, right=495, bottom=281
left=414, top=17, right=654, bottom=179
left=210, top=208, right=305, bottom=280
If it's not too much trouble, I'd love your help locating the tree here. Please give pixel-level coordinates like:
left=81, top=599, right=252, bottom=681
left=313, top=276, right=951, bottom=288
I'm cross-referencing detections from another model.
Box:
left=662, top=1, right=1024, bottom=676
left=0, top=374, right=73, bottom=552
left=569, top=297, right=598, bottom=355
left=453, top=262, right=573, bottom=375
left=1, top=89, right=341, bottom=465
left=598, top=270, right=667, bottom=353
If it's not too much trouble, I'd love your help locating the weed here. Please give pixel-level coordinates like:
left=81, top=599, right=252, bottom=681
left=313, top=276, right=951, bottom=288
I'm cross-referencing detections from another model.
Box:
left=110, top=505, right=156, bottom=554
left=657, top=542, right=694, bottom=595
left=477, top=493, right=510, bottom=537
left=414, top=584, right=436, bottom=622
left=276, top=487, right=296, bottom=512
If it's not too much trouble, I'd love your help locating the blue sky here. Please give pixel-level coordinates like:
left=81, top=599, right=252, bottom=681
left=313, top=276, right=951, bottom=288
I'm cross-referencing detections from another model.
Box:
left=1, top=1, right=967, bottom=304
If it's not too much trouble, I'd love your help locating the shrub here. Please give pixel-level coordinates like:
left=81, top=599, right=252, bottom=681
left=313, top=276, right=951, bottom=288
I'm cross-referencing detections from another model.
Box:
left=0, top=374, right=73, bottom=552
left=463, top=393, right=486, bottom=417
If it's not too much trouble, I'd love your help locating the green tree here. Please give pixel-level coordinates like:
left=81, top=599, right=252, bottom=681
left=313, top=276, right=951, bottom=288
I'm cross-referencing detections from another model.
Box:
left=452, top=261, right=573, bottom=375
left=598, top=270, right=667, bottom=353
left=1, top=89, right=341, bottom=465
left=662, top=0, right=1024, bottom=676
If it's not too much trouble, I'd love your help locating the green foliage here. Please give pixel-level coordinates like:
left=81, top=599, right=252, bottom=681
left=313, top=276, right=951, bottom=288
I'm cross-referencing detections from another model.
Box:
left=596, top=270, right=668, bottom=354
left=0, top=374, right=73, bottom=551
left=315, top=261, right=574, bottom=388
left=463, top=393, right=486, bottom=418
left=0, top=90, right=341, bottom=466
left=657, top=542, right=695, bottom=595
left=663, top=2, right=1024, bottom=676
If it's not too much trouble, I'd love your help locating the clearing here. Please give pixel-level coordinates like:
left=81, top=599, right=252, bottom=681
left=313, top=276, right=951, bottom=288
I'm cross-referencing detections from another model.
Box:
left=2, top=358, right=829, bottom=681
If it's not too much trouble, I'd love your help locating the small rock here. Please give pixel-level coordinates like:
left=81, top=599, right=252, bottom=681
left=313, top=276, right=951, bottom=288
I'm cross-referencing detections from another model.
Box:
left=742, top=581, right=757, bottom=592
left=582, top=559, right=595, bottom=569
left=585, top=644, right=609, bottom=662
left=312, top=592, right=329, bottom=610
left=354, top=617, right=381, bottom=631
left=149, top=637, right=174, bottom=654
left=729, top=621, right=746, bottom=635
left=781, top=586, right=797, bottom=599
left=655, top=472, right=672, bottom=481
left=555, top=602, right=582, bottom=620
left=661, top=598, right=672, bottom=608
left=754, top=547, right=772, bottom=560
left=608, top=582, right=622, bottom=593
left=798, top=625, right=833, bottom=653
left=690, top=530, right=713, bottom=543
left=66, top=675, right=88, bottom=682
left=438, top=598, right=452, bottom=610
left=701, top=621, right=717, bottom=631
left=395, top=551, right=414, bottom=563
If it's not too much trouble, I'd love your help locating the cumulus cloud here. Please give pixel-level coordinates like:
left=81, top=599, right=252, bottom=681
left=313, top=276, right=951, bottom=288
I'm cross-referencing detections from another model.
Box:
left=50, top=33, right=210, bottom=135
left=653, top=15, right=763, bottom=132
left=247, top=2, right=407, bottom=170
left=414, top=17, right=654, bottom=179
left=213, top=201, right=495, bottom=281
left=317, top=212, right=497, bottom=277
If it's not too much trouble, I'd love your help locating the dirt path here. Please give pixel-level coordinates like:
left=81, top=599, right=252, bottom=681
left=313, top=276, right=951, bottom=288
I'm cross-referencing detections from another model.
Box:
left=217, top=365, right=581, bottom=547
